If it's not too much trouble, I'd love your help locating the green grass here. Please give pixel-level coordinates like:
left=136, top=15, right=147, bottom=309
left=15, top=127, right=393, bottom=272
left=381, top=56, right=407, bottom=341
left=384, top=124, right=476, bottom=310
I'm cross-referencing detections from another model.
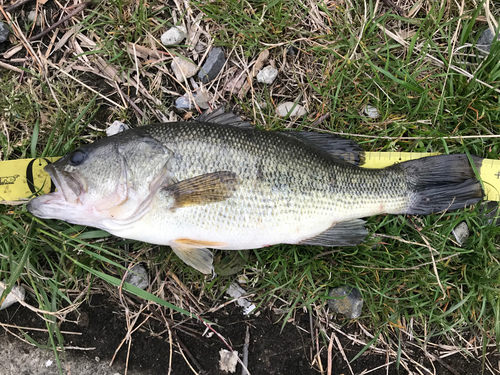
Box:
left=1, top=0, right=500, bottom=372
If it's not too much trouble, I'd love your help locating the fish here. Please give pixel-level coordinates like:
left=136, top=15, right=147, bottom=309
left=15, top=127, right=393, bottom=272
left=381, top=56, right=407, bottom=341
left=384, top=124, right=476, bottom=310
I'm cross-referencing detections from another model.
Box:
left=27, top=109, right=484, bottom=273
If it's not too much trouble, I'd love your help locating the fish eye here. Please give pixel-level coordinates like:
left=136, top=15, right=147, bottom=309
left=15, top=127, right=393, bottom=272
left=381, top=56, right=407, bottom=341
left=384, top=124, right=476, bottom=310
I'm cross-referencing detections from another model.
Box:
left=68, top=149, right=88, bottom=166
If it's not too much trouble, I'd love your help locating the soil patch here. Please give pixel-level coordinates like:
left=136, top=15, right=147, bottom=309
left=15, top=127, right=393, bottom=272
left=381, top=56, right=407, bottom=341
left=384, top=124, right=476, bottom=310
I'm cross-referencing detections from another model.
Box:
left=0, top=294, right=495, bottom=374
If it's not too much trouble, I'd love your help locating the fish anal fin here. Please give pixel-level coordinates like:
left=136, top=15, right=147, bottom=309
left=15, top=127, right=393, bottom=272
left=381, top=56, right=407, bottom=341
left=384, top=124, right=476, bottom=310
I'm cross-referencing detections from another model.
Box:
left=170, top=245, right=214, bottom=274
left=285, top=132, right=365, bottom=166
left=300, top=219, right=367, bottom=246
left=196, top=108, right=252, bottom=128
left=175, top=239, right=228, bottom=248
left=163, top=171, right=239, bottom=208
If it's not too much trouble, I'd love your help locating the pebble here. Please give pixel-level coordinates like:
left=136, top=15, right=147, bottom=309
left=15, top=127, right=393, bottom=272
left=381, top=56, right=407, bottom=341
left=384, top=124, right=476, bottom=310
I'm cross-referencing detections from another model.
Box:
left=194, top=89, right=210, bottom=109
left=363, top=104, right=380, bottom=119
left=160, top=26, right=187, bottom=46
left=171, top=56, right=199, bottom=81
left=123, top=264, right=149, bottom=290
left=287, top=45, right=299, bottom=56
left=175, top=91, right=210, bottom=110
left=257, top=65, right=278, bottom=84
left=0, top=22, right=9, bottom=43
left=106, top=121, right=129, bottom=136
left=276, top=102, right=307, bottom=118
left=477, top=28, right=499, bottom=54
left=451, top=221, right=469, bottom=246
left=328, top=286, right=363, bottom=319
left=175, top=94, right=192, bottom=109
left=0, top=282, right=25, bottom=310
left=198, top=47, right=225, bottom=83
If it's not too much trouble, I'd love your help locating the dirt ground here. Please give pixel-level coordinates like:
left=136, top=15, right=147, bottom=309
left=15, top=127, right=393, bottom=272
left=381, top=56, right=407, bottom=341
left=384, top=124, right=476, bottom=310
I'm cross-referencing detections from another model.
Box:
left=0, top=294, right=496, bottom=375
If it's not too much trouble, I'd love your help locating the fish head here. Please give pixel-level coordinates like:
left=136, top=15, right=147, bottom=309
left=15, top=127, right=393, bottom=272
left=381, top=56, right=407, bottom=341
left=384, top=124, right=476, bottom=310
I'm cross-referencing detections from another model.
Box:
left=27, top=130, right=172, bottom=227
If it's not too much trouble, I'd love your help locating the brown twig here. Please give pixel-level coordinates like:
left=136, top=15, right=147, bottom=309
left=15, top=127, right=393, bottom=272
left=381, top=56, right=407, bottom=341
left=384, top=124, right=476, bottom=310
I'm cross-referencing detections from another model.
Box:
left=171, top=329, right=206, bottom=374
left=0, top=6, right=42, bottom=72
left=332, top=332, right=354, bottom=375
left=327, top=332, right=333, bottom=375
left=310, top=113, right=330, bottom=127
left=4, top=0, right=33, bottom=13
left=241, top=325, right=250, bottom=375
left=29, top=1, right=90, bottom=42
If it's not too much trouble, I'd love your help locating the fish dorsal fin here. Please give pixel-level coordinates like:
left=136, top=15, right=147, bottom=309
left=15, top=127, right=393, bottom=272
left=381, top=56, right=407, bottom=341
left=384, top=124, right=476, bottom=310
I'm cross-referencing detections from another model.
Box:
left=162, top=171, right=239, bottom=208
left=299, top=219, right=367, bottom=246
left=170, top=244, right=214, bottom=274
left=284, top=132, right=365, bottom=166
left=196, top=108, right=253, bottom=128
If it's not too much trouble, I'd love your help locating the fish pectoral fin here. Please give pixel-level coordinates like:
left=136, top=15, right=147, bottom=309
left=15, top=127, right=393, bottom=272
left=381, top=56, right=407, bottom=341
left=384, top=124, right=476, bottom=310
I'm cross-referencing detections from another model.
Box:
left=299, top=219, right=368, bottom=247
left=170, top=245, right=214, bottom=274
left=163, top=171, right=239, bottom=208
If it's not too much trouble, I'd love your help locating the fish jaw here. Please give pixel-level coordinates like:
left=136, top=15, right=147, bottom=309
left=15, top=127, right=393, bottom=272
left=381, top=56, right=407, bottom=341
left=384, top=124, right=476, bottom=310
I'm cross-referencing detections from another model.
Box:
left=27, top=191, right=90, bottom=225
left=27, top=163, right=85, bottom=222
left=27, top=163, right=125, bottom=227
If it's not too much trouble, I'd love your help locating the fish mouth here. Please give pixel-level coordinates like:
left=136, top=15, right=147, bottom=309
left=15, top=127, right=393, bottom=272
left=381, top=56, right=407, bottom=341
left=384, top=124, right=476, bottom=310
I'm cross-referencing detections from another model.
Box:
left=26, top=165, right=87, bottom=219
left=45, top=164, right=85, bottom=203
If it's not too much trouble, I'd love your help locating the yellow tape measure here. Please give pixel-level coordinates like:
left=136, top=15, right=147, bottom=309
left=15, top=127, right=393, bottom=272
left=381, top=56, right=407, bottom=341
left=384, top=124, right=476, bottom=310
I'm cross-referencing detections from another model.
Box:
left=0, top=157, right=60, bottom=204
left=1, top=153, right=499, bottom=203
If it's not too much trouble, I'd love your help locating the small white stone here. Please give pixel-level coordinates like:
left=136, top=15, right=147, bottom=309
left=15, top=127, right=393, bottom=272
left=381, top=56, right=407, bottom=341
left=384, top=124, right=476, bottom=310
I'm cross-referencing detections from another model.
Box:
left=219, top=349, right=238, bottom=373
left=452, top=221, right=470, bottom=246
left=0, top=282, right=25, bottom=310
left=28, top=11, right=42, bottom=26
left=45, top=360, right=53, bottom=367
left=161, top=26, right=187, bottom=46
left=257, top=65, right=278, bottom=84
left=171, top=56, right=199, bottom=81
left=106, top=121, right=129, bottom=137
left=363, top=104, right=379, bottom=119
left=276, top=102, right=308, bottom=118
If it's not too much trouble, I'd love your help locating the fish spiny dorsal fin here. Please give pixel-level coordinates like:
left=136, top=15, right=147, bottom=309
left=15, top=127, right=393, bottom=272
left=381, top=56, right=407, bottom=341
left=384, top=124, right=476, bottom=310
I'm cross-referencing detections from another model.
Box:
left=284, top=132, right=365, bottom=166
left=196, top=108, right=253, bottom=128
left=162, top=171, right=239, bottom=208
left=299, top=219, right=368, bottom=246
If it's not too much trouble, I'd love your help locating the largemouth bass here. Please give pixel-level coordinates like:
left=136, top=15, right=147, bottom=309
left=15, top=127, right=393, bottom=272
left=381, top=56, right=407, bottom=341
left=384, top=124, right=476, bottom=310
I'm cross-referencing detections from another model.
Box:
left=27, top=109, right=484, bottom=273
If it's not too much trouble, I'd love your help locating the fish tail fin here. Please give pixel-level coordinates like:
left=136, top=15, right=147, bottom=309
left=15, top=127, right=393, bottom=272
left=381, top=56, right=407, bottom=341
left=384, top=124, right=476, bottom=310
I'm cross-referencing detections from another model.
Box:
left=397, top=154, right=484, bottom=214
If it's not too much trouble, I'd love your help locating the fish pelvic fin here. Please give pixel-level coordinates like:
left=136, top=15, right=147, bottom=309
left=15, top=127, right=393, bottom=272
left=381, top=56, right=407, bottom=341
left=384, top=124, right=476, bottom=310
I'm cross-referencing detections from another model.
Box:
left=163, top=171, right=239, bottom=208
left=396, top=154, right=484, bottom=214
left=170, top=245, right=214, bottom=274
left=299, top=219, right=368, bottom=247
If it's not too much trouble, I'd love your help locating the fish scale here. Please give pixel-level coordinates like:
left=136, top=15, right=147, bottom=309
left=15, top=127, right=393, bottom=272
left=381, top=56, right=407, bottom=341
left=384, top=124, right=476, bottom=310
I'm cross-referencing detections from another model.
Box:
left=145, top=122, right=409, bottom=234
